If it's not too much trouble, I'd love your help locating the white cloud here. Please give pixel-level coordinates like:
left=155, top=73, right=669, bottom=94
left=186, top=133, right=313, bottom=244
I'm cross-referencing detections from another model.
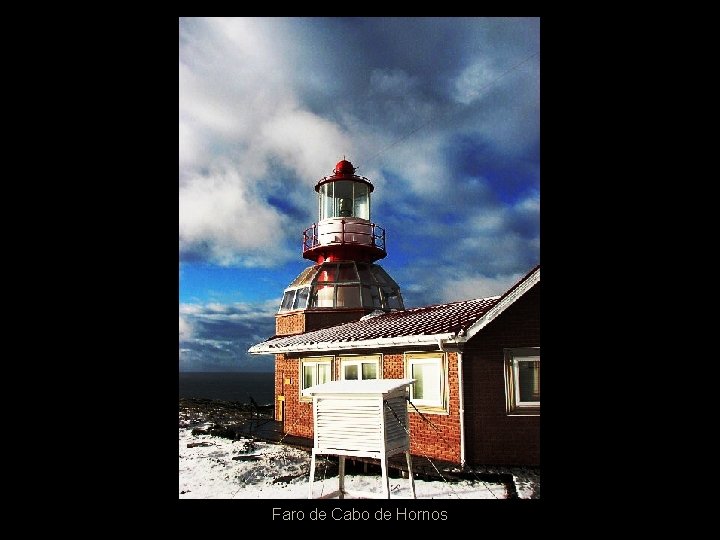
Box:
left=179, top=315, right=193, bottom=340
left=258, top=108, right=353, bottom=185
left=452, top=57, right=498, bottom=105
left=440, top=271, right=525, bottom=303
left=179, top=166, right=293, bottom=266
left=179, top=304, right=202, bottom=315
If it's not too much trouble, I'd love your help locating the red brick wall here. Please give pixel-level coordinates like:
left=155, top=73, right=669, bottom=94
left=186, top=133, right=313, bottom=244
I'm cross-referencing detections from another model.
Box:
left=275, top=313, right=306, bottom=336
left=462, top=284, right=540, bottom=466
left=275, top=355, right=315, bottom=438
left=274, top=355, right=284, bottom=421
left=275, top=309, right=374, bottom=336
left=383, top=353, right=461, bottom=463
left=275, top=350, right=462, bottom=463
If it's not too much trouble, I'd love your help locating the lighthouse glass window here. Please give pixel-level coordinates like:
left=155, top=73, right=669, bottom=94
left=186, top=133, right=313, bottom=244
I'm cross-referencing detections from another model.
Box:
left=353, top=183, right=369, bottom=219
left=318, top=181, right=370, bottom=220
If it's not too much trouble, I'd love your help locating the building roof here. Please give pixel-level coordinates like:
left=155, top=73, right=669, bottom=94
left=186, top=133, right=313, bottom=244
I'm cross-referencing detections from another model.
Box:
left=248, top=264, right=539, bottom=355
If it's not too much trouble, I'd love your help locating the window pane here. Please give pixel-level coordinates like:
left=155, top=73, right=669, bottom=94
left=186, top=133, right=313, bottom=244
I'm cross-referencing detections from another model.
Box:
left=313, top=284, right=335, bottom=307
left=362, top=363, right=377, bottom=380
left=289, top=266, right=315, bottom=288
left=361, top=285, right=371, bottom=307
left=280, top=291, right=295, bottom=311
left=371, top=267, right=389, bottom=285
left=334, top=181, right=353, bottom=217
left=336, top=285, right=361, bottom=308
left=371, top=287, right=383, bottom=308
left=412, top=362, right=441, bottom=402
left=518, top=361, right=540, bottom=402
left=321, top=183, right=333, bottom=221
left=303, top=365, right=314, bottom=390
left=357, top=264, right=373, bottom=283
left=344, top=364, right=358, bottom=380
left=317, top=265, right=337, bottom=282
left=353, top=183, right=369, bottom=219
left=294, top=287, right=309, bottom=309
left=318, top=363, right=330, bottom=385
left=337, top=263, right=358, bottom=281
left=386, top=293, right=403, bottom=310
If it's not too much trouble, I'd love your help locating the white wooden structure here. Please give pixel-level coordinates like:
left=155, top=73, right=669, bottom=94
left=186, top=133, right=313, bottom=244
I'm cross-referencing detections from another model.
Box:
left=302, top=379, right=416, bottom=499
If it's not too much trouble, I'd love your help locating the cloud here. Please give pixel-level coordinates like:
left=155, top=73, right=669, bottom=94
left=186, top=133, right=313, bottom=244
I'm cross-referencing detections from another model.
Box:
left=258, top=109, right=353, bottom=184
left=452, top=57, right=499, bottom=105
left=179, top=315, right=193, bottom=339
left=179, top=18, right=540, bottom=371
left=179, top=300, right=278, bottom=371
left=441, top=271, right=527, bottom=303
left=179, top=166, right=294, bottom=266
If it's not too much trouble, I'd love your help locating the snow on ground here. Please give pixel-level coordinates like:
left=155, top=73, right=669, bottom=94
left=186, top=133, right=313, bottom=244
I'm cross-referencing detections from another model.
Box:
left=179, top=428, right=509, bottom=499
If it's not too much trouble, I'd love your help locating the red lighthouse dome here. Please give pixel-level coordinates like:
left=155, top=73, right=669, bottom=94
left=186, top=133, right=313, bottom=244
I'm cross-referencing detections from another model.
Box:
left=334, top=159, right=356, bottom=175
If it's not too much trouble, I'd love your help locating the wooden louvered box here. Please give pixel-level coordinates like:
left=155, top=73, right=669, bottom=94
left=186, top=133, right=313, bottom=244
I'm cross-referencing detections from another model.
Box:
left=302, top=379, right=416, bottom=499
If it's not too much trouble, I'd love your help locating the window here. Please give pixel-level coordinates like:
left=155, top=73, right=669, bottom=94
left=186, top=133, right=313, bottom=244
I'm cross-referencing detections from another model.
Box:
left=278, top=286, right=310, bottom=312
left=317, top=180, right=371, bottom=220
left=504, top=347, right=540, bottom=415
left=340, top=355, right=380, bottom=380
left=336, top=285, right=361, bottom=308
left=300, top=357, right=333, bottom=400
left=405, top=353, right=447, bottom=412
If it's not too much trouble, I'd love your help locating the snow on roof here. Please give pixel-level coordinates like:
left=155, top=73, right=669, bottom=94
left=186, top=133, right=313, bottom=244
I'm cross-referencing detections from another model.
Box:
left=249, top=265, right=539, bottom=355
left=301, top=378, right=415, bottom=396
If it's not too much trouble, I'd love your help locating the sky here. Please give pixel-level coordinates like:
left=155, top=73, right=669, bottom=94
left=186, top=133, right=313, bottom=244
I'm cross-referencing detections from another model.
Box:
left=179, top=17, right=540, bottom=372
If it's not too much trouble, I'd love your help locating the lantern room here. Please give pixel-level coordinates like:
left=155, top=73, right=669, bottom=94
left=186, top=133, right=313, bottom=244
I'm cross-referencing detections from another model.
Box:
left=304, top=159, right=386, bottom=264
left=316, top=160, right=373, bottom=221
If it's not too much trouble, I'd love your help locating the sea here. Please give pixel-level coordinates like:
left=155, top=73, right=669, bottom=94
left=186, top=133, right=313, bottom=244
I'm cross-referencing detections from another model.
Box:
left=179, top=372, right=275, bottom=406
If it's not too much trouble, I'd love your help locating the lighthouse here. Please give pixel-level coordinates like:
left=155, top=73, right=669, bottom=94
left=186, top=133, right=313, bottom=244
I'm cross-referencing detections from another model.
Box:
left=275, top=159, right=404, bottom=336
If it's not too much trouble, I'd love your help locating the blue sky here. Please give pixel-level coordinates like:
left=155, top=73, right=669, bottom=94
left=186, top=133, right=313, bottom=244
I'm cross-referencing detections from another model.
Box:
left=179, top=17, right=540, bottom=372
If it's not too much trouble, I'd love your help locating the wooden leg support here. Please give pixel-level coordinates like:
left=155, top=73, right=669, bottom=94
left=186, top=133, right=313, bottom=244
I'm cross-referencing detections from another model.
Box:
left=308, top=449, right=317, bottom=499
left=381, top=456, right=390, bottom=499
left=338, top=456, right=346, bottom=499
left=406, top=452, right=416, bottom=499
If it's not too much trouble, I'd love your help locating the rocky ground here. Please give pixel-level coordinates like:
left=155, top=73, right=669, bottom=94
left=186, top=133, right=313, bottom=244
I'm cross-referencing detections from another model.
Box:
left=179, top=397, right=274, bottom=437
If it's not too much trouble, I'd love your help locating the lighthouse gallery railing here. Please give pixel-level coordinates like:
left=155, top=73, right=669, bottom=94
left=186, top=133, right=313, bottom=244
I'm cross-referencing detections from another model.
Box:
left=302, top=220, right=386, bottom=254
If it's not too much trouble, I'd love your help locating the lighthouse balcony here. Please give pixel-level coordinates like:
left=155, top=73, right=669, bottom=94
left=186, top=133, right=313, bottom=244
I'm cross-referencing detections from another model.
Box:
left=302, top=218, right=386, bottom=260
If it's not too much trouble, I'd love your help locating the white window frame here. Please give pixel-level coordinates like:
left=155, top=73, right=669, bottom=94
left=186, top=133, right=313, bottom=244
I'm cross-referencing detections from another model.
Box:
left=299, top=356, right=334, bottom=402
left=405, top=352, right=448, bottom=414
left=504, top=347, right=540, bottom=415
left=339, top=354, right=381, bottom=381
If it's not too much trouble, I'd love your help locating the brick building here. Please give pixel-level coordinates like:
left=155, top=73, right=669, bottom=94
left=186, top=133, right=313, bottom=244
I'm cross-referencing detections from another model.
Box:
left=250, top=264, right=539, bottom=466
left=248, top=159, right=539, bottom=467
